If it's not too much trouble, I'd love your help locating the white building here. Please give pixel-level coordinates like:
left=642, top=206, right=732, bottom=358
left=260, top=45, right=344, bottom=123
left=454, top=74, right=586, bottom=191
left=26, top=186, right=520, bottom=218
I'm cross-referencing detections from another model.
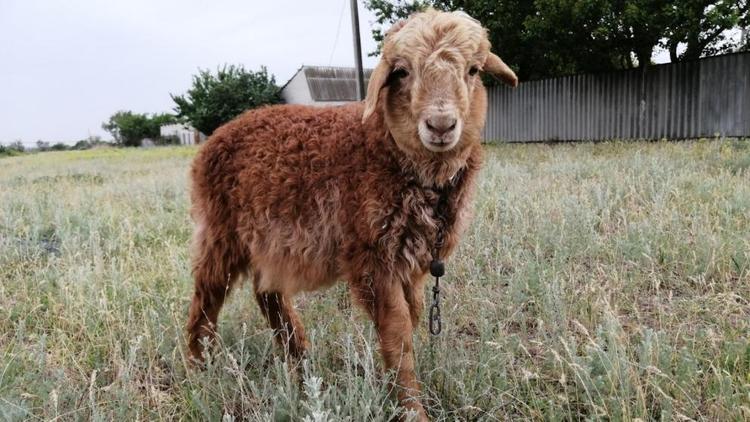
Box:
left=160, top=123, right=206, bottom=145
left=280, top=65, right=373, bottom=106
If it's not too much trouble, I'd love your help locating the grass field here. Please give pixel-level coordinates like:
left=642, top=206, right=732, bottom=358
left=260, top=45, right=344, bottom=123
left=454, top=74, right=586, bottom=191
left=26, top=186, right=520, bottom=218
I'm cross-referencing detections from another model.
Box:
left=1, top=140, right=749, bottom=421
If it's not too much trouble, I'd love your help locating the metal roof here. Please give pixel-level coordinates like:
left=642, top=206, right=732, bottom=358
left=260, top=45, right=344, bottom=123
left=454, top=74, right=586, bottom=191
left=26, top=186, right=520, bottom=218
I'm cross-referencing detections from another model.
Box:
left=299, top=66, right=373, bottom=102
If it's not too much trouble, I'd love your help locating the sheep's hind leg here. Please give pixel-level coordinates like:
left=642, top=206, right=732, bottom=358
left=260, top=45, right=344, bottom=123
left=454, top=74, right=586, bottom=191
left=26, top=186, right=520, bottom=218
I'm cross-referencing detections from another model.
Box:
left=254, top=279, right=308, bottom=359
left=186, top=232, right=246, bottom=363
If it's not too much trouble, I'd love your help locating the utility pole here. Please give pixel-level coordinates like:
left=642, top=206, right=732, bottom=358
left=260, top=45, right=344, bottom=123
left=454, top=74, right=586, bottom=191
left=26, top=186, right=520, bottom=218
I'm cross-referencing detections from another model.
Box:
left=350, top=0, right=365, bottom=100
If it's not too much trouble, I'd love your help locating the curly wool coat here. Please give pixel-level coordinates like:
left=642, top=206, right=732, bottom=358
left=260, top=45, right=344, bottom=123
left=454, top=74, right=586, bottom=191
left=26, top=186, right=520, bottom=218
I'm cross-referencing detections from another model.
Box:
left=187, top=103, right=481, bottom=356
left=185, top=10, right=521, bottom=419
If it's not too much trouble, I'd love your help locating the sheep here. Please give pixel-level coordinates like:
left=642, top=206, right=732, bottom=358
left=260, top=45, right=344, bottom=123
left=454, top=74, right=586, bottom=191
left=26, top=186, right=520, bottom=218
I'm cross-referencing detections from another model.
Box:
left=186, top=9, right=518, bottom=419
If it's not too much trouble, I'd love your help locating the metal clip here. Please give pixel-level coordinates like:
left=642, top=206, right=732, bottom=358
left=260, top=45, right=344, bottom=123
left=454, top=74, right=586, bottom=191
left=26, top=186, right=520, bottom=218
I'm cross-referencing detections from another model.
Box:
left=428, top=278, right=441, bottom=335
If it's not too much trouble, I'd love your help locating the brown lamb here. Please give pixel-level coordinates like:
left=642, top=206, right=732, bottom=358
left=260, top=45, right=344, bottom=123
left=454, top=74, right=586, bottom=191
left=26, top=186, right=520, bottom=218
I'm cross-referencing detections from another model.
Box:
left=186, top=9, right=518, bottom=419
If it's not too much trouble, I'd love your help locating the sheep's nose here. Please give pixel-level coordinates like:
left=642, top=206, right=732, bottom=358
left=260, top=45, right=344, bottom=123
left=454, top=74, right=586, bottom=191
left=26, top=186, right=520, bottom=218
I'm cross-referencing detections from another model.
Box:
left=426, top=114, right=457, bottom=136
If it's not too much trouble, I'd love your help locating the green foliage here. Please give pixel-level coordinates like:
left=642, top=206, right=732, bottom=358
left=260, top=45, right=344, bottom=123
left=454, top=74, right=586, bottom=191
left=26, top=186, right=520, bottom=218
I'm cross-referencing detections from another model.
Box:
left=0, top=144, right=24, bottom=157
left=664, top=0, right=750, bottom=60
left=50, top=142, right=69, bottom=151
left=102, top=111, right=177, bottom=147
left=73, top=140, right=90, bottom=150
left=365, top=0, right=750, bottom=80
left=35, top=140, right=50, bottom=151
left=1, top=140, right=26, bottom=156
left=171, top=65, right=282, bottom=136
left=9, top=141, right=25, bottom=152
left=72, top=136, right=111, bottom=151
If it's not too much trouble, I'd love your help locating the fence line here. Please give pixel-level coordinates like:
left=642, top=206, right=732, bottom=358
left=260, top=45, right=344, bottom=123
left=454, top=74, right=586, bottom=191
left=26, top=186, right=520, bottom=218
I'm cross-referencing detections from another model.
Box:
left=483, top=52, right=750, bottom=142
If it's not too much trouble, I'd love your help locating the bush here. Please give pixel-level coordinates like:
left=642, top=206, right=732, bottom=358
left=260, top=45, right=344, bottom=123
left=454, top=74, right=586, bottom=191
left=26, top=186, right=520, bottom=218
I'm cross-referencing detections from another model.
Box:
left=73, top=140, right=92, bottom=150
left=50, top=143, right=69, bottom=151
left=102, top=111, right=177, bottom=147
left=8, top=141, right=25, bottom=152
left=172, top=65, right=281, bottom=136
left=0, top=144, right=23, bottom=157
left=36, top=140, right=50, bottom=151
left=73, top=137, right=110, bottom=150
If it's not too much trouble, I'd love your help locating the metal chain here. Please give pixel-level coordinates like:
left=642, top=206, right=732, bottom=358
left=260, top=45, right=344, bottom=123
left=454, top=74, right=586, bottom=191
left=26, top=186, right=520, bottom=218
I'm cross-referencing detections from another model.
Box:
left=428, top=275, right=441, bottom=335
left=427, top=168, right=464, bottom=336
left=428, top=195, right=448, bottom=335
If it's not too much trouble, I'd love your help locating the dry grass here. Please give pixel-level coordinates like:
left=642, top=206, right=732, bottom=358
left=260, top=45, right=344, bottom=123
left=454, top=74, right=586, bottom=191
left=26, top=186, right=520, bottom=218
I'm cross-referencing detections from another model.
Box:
left=1, top=140, right=749, bottom=420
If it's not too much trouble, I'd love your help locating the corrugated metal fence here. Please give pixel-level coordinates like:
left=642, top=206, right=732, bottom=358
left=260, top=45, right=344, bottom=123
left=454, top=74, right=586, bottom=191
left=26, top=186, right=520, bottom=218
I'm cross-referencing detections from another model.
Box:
left=483, top=52, right=750, bottom=142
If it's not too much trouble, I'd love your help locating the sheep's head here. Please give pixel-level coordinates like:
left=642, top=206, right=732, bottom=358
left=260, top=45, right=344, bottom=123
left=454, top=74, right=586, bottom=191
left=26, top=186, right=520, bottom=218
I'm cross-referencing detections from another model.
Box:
left=363, top=9, right=517, bottom=154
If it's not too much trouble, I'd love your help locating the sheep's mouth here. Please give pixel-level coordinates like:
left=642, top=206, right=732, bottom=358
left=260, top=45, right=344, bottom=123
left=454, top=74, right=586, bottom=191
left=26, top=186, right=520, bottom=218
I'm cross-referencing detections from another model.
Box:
left=425, top=140, right=456, bottom=151
left=417, top=119, right=462, bottom=152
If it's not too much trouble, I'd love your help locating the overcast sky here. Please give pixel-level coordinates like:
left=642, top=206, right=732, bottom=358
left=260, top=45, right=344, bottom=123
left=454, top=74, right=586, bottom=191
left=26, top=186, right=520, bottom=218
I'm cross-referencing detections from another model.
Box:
left=2, top=2, right=741, bottom=145
left=0, top=0, right=381, bottom=145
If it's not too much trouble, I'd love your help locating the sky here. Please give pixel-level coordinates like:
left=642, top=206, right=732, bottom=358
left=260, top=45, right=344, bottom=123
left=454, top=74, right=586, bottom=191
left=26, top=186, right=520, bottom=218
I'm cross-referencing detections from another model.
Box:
left=0, top=1, right=742, bottom=145
left=0, top=0, right=382, bottom=145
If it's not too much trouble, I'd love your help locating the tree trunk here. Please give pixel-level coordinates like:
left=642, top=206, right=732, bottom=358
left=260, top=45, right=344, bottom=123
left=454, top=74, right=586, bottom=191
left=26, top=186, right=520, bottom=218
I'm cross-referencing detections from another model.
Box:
left=636, top=48, right=651, bottom=68
left=669, top=42, right=679, bottom=62
left=683, top=44, right=702, bottom=61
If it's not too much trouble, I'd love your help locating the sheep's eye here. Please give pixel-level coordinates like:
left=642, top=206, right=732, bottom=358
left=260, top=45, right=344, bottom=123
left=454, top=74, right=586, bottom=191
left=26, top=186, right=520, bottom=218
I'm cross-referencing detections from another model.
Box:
left=468, top=66, right=479, bottom=76
left=388, top=68, right=409, bottom=83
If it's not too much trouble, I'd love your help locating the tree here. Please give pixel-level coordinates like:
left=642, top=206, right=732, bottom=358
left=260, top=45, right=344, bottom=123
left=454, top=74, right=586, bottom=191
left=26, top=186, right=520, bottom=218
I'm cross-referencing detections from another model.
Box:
left=8, top=140, right=24, bottom=152
left=525, top=0, right=632, bottom=74
left=73, top=139, right=91, bottom=150
left=742, top=28, right=750, bottom=51
left=0, top=144, right=22, bottom=157
left=366, top=1, right=545, bottom=79
left=365, top=0, right=633, bottom=79
left=171, top=65, right=282, bottom=136
left=102, top=111, right=176, bottom=147
left=664, top=0, right=749, bottom=61
left=36, top=140, right=50, bottom=151
left=527, top=0, right=671, bottom=69
left=364, top=0, right=749, bottom=80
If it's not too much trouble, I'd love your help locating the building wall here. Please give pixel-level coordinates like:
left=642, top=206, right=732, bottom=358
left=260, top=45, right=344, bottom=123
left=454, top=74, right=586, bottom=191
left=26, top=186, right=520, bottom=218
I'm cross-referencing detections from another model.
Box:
left=483, top=52, right=750, bottom=142
left=281, top=68, right=355, bottom=107
left=160, top=123, right=206, bottom=145
left=281, top=71, right=315, bottom=105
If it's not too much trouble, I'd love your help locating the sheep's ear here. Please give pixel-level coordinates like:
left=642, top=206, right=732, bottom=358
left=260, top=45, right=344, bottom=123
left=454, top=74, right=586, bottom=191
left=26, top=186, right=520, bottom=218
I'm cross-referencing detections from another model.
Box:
left=362, top=20, right=409, bottom=122
left=484, top=53, right=518, bottom=87
left=362, top=59, right=391, bottom=123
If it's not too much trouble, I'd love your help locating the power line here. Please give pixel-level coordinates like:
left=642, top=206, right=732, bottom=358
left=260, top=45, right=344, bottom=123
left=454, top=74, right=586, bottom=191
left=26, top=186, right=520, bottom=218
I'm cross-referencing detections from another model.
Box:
left=329, top=0, right=348, bottom=65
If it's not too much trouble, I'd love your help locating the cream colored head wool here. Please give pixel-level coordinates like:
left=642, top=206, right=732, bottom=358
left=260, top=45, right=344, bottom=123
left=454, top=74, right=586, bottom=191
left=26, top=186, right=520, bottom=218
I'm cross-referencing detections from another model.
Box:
left=363, top=9, right=517, bottom=186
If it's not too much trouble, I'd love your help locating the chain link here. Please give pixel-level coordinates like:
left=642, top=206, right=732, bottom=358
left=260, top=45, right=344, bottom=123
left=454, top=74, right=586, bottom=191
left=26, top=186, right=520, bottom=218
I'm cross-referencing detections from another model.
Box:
left=428, top=276, right=442, bottom=335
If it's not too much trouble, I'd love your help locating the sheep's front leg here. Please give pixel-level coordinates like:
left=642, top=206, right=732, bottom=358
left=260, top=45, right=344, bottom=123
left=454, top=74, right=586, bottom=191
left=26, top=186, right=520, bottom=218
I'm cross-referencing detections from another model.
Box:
left=370, top=280, right=428, bottom=420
